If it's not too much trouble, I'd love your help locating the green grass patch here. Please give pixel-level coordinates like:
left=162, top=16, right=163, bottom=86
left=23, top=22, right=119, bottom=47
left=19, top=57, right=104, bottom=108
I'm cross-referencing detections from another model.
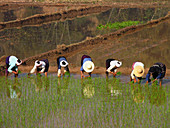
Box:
left=97, top=21, right=142, bottom=30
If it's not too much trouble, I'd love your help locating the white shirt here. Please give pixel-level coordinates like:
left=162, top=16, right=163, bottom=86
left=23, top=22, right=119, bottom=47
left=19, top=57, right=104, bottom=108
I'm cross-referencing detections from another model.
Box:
left=30, top=61, right=46, bottom=73
left=107, top=60, right=122, bottom=73
left=8, top=56, right=18, bottom=73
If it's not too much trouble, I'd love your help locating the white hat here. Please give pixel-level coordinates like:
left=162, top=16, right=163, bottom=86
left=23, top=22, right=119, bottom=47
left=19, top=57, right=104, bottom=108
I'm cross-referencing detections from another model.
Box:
left=83, top=61, right=95, bottom=73
left=134, top=66, right=144, bottom=77
left=60, top=60, right=68, bottom=68
left=35, top=60, right=41, bottom=67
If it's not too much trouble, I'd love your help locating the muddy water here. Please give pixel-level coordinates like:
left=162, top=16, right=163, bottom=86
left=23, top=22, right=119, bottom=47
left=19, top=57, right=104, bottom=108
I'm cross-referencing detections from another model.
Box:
left=0, top=7, right=169, bottom=59
left=0, top=6, right=76, bottom=22
left=0, top=6, right=168, bottom=22
left=12, top=72, right=170, bottom=87
left=0, top=6, right=169, bottom=127
left=68, top=20, right=170, bottom=68
left=0, top=6, right=43, bottom=22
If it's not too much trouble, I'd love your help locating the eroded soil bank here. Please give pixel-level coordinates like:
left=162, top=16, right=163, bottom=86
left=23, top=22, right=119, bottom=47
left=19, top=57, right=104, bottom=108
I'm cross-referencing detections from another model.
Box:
left=0, top=1, right=169, bottom=31
left=0, top=5, right=112, bottom=30
left=21, top=12, right=170, bottom=65
left=0, top=11, right=169, bottom=76
left=0, top=1, right=169, bottom=8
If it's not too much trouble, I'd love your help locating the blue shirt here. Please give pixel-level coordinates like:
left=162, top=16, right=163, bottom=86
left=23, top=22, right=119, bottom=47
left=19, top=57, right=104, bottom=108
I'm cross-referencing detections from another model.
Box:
left=58, top=57, right=67, bottom=69
left=146, top=72, right=163, bottom=81
left=80, top=58, right=92, bottom=71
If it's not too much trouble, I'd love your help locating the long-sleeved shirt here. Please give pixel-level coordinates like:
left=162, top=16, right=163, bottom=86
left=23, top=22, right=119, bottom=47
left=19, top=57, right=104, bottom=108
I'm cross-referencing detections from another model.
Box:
left=146, top=71, right=162, bottom=81
left=106, top=59, right=122, bottom=73
left=8, top=56, right=18, bottom=73
left=80, top=55, right=92, bottom=71
left=57, top=56, right=69, bottom=76
left=146, top=63, right=166, bottom=81
left=30, top=61, right=46, bottom=74
left=57, top=57, right=67, bottom=69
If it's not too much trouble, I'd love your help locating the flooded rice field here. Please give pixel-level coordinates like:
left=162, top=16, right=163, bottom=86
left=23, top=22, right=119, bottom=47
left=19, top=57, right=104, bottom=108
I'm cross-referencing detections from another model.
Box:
left=0, top=75, right=169, bottom=127
left=0, top=3, right=169, bottom=128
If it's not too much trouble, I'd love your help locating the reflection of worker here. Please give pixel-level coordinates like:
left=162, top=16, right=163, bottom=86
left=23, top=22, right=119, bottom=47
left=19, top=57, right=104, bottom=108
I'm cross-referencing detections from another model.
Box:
left=57, top=56, right=70, bottom=78
left=106, top=79, right=122, bottom=97
left=81, top=79, right=95, bottom=98
left=148, top=86, right=166, bottom=106
left=7, top=85, right=22, bottom=99
left=146, top=62, right=166, bottom=87
left=5, top=56, right=22, bottom=77
left=57, top=77, right=70, bottom=96
left=80, top=55, right=95, bottom=79
left=131, top=85, right=144, bottom=103
left=30, top=59, right=49, bottom=77
left=31, top=76, right=49, bottom=92
left=130, top=62, right=144, bottom=84
left=106, top=59, right=122, bottom=78
left=35, top=76, right=43, bottom=92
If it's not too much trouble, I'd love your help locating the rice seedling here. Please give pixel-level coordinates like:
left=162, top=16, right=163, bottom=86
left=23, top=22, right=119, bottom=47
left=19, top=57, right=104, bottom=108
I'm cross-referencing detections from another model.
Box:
left=0, top=75, right=168, bottom=127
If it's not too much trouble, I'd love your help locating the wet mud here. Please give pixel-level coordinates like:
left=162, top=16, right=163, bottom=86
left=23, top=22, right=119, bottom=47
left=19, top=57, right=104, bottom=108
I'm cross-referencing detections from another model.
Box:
left=0, top=5, right=111, bottom=30
left=0, top=2, right=169, bottom=76
left=0, top=2, right=169, bottom=31
left=19, top=12, right=169, bottom=65
left=1, top=12, right=169, bottom=76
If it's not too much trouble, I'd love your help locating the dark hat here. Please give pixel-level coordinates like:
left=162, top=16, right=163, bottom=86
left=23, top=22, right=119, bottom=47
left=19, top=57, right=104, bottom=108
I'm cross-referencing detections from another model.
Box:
left=60, top=60, right=68, bottom=67
left=62, top=61, right=66, bottom=65
left=149, top=66, right=159, bottom=73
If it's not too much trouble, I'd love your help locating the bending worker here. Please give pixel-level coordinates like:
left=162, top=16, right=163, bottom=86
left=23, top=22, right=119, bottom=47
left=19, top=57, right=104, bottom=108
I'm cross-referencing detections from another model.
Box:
left=146, top=62, right=166, bottom=86
left=5, top=55, right=22, bottom=77
left=30, top=59, right=49, bottom=77
left=80, top=55, right=95, bottom=79
left=106, top=59, right=122, bottom=78
left=130, top=62, right=145, bottom=84
left=57, top=56, right=70, bottom=77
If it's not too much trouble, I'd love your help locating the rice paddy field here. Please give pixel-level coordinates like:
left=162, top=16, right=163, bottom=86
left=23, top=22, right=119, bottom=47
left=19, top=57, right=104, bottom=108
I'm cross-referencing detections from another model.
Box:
left=0, top=74, right=169, bottom=128
left=0, top=1, right=169, bottom=127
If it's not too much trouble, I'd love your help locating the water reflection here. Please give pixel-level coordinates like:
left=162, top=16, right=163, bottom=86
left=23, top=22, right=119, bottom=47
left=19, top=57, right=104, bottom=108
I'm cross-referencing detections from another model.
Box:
left=70, top=20, right=170, bottom=68
left=1, top=76, right=168, bottom=128
left=148, top=86, right=166, bottom=106
left=57, top=76, right=70, bottom=96
left=7, top=85, right=22, bottom=99
left=106, top=78, right=122, bottom=97
left=131, top=84, right=145, bottom=103
left=31, top=76, right=49, bottom=92
left=81, top=78, right=95, bottom=98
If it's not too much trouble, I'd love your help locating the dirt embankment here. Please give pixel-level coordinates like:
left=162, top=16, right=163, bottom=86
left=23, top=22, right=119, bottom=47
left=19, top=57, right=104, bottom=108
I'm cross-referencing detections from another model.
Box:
left=0, top=2, right=169, bottom=31
left=0, top=3, right=169, bottom=76
left=0, top=1, right=169, bottom=8
left=19, top=12, right=170, bottom=65
left=0, top=5, right=112, bottom=31
left=0, top=11, right=169, bottom=76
